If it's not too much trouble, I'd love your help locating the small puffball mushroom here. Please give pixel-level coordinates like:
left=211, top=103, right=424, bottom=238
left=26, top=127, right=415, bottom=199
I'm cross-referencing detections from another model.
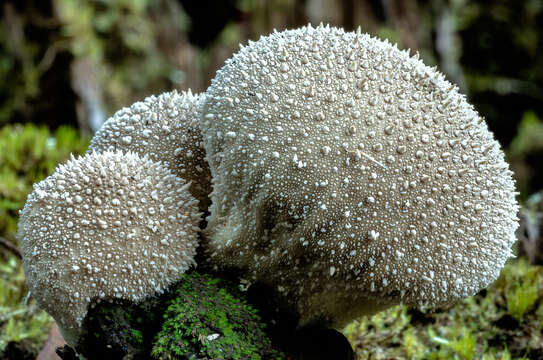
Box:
left=17, top=150, right=201, bottom=346
left=201, top=24, right=519, bottom=327
left=88, top=90, right=211, bottom=213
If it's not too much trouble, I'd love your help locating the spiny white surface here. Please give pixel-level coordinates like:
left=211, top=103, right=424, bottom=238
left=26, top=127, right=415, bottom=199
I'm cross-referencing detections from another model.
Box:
left=201, top=24, right=519, bottom=327
left=17, top=150, right=201, bottom=346
left=89, top=90, right=211, bottom=213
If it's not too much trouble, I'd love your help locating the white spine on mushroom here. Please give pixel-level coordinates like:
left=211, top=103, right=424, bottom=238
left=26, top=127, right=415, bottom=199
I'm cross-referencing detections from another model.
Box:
left=17, top=150, right=201, bottom=346
left=88, top=90, right=211, bottom=213
left=201, top=24, right=519, bottom=327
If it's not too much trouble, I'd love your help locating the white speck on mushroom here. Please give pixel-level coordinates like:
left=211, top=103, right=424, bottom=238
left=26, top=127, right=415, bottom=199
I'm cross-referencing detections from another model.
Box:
left=368, top=230, right=380, bottom=241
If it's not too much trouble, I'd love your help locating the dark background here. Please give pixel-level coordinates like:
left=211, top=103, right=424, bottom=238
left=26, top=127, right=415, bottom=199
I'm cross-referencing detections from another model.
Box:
left=1, top=0, right=542, bottom=198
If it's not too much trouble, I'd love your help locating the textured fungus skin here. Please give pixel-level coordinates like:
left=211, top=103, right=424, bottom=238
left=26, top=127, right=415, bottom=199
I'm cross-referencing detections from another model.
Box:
left=17, top=150, right=201, bottom=346
left=201, top=25, right=519, bottom=327
left=88, top=90, right=212, bottom=213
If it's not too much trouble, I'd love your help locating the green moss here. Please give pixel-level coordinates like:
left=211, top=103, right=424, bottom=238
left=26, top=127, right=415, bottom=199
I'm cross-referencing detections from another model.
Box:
left=151, top=272, right=283, bottom=360
left=507, top=111, right=543, bottom=198
left=74, top=272, right=283, bottom=359
left=509, top=111, right=543, bottom=157
left=506, top=263, right=540, bottom=321
left=0, top=124, right=88, bottom=358
left=0, top=256, right=52, bottom=355
left=403, top=327, right=425, bottom=358
left=129, top=329, right=144, bottom=344
left=438, top=326, right=477, bottom=360
left=0, top=123, right=89, bottom=243
left=344, top=259, right=543, bottom=359
left=76, top=293, right=167, bottom=359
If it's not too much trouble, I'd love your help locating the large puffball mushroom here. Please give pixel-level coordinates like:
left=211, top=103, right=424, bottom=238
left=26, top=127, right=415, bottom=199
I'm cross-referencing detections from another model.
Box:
left=88, top=90, right=212, bottom=213
left=17, top=150, right=201, bottom=347
left=201, top=24, right=519, bottom=328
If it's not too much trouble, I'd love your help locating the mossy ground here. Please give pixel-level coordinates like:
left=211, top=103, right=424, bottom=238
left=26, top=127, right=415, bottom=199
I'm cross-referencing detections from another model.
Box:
left=77, top=293, right=166, bottom=359
left=0, top=124, right=88, bottom=358
left=344, top=259, right=543, bottom=360
left=0, top=256, right=52, bottom=358
left=75, top=271, right=283, bottom=360
left=152, top=272, right=282, bottom=360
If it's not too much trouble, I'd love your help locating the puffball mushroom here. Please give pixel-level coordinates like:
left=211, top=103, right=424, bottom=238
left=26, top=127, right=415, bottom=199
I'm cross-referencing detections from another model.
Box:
left=201, top=24, right=519, bottom=327
left=17, top=150, right=201, bottom=347
left=88, top=90, right=212, bottom=213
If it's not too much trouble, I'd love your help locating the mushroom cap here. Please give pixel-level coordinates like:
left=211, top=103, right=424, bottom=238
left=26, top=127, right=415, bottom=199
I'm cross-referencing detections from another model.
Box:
left=201, top=24, right=519, bottom=327
left=88, top=90, right=212, bottom=213
left=17, top=150, right=201, bottom=346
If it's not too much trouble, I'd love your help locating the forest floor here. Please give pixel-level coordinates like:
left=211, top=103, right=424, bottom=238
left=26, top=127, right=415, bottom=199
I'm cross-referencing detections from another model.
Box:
left=1, top=255, right=542, bottom=359
left=1, top=124, right=542, bottom=360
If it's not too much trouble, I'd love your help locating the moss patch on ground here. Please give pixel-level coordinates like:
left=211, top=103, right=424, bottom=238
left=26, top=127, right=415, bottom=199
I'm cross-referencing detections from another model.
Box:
left=152, top=272, right=283, bottom=359
left=0, top=124, right=88, bottom=358
left=344, top=259, right=543, bottom=360
left=75, top=271, right=283, bottom=360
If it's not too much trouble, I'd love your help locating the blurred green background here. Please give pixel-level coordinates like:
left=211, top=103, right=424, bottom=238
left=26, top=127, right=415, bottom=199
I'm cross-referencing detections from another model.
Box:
left=2, top=0, right=542, bottom=194
left=1, top=0, right=543, bottom=359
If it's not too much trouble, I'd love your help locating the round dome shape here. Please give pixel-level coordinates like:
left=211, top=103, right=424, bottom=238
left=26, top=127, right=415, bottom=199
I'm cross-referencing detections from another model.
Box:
left=17, top=150, right=201, bottom=346
left=201, top=24, right=519, bottom=327
left=89, top=90, right=211, bottom=213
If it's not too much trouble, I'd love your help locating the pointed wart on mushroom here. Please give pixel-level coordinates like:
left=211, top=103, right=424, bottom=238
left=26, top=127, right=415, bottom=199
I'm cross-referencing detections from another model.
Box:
left=17, top=150, right=201, bottom=346
left=89, top=90, right=212, bottom=213
left=201, top=24, right=519, bottom=328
